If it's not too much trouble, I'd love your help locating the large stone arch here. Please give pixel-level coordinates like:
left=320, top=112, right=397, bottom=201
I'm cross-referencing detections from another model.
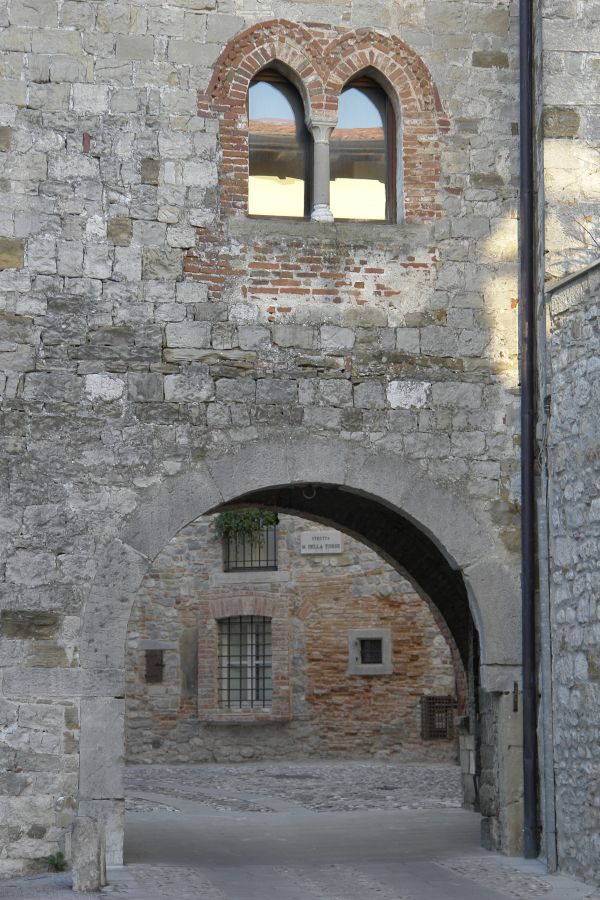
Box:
left=75, top=437, right=521, bottom=874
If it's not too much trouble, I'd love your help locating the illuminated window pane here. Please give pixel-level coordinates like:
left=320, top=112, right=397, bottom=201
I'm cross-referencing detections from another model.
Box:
left=248, top=75, right=310, bottom=218
left=330, top=80, right=391, bottom=221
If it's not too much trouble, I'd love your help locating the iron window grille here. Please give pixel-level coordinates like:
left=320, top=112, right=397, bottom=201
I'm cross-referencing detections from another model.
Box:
left=145, top=649, right=164, bottom=684
left=218, top=616, right=273, bottom=709
left=222, top=525, right=277, bottom=572
left=359, top=638, right=383, bottom=665
left=420, top=695, right=455, bottom=740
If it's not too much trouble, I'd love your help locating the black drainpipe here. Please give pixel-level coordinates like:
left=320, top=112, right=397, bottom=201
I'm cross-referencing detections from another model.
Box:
left=519, top=0, right=539, bottom=860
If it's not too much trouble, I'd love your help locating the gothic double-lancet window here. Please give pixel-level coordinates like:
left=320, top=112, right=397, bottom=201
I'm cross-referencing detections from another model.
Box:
left=248, top=68, right=397, bottom=223
left=218, top=615, right=273, bottom=709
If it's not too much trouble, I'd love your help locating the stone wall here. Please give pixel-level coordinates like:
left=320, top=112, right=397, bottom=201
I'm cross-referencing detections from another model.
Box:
left=0, top=0, right=523, bottom=876
left=545, top=263, right=600, bottom=884
left=125, top=514, right=462, bottom=763
left=542, top=0, right=600, bottom=275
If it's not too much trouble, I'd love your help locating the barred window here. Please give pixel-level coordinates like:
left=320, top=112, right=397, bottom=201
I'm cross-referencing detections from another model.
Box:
left=218, top=616, right=272, bottom=708
left=222, top=524, right=277, bottom=571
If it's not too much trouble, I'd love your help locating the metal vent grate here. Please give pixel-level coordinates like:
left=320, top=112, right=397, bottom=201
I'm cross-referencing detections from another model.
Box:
left=420, top=695, right=454, bottom=740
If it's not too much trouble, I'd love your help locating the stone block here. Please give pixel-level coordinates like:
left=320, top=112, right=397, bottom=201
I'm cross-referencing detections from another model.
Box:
left=167, top=225, right=197, bottom=248
left=0, top=238, right=24, bottom=270
left=164, top=368, right=214, bottom=402
left=165, top=321, right=211, bottom=348
left=168, top=0, right=216, bottom=8
left=0, top=126, right=11, bottom=151
left=25, top=644, right=68, bottom=667
left=0, top=611, right=61, bottom=639
left=318, top=378, right=353, bottom=407
left=472, top=50, right=509, bottom=69
left=167, top=40, right=220, bottom=66
left=141, top=158, right=160, bottom=186
left=177, top=282, right=209, bottom=304
left=127, top=373, right=164, bottom=402
left=238, top=326, right=270, bottom=350
left=31, top=29, right=80, bottom=55
left=85, top=374, right=124, bottom=402
left=543, top=106, right=580, bottom=138
left=353, top=382, right=386, bottom=409
left=387, top=380, right=430, bottom=410
left=215, top=377, right=256, bottom=402
left=57, top=241, right=84, bottom=277
left=22, top=373, right=83, bottom=403
left=256, top=378, right=297, bottom=405
left=107, top=218, right=133, bottom=248
left=11, top=0, right=58, bottom=27
left=320, top=326, right=355, bottom=352
left=272, top=324, right=318, bottom=350
left=72, top=83, right=109, bottom=114
left=84, top=245, right=112, bottom=279
left=206, top=14, right=244, bottom=42
left=142, top=248, right=182, bottom=279
left=79, top=698, right=124, bottom=799
left=116, top=35, right=154, bottom=61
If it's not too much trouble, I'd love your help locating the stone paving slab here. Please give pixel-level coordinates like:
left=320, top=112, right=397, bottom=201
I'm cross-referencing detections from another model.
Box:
left=4, top=861, right=600, bottom=900
left=4, top=763, right=600, bottom=900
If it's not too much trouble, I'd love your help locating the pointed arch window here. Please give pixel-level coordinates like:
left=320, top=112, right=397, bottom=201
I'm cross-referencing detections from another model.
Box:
left=248, top=70, right=311, bottom=218
left=329, top=76, right=396, bottom=222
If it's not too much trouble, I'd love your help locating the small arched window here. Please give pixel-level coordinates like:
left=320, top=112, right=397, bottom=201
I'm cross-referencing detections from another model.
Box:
left=248, top=70, right=311, bottom=218
left=329, top=76, right=396, bottom=222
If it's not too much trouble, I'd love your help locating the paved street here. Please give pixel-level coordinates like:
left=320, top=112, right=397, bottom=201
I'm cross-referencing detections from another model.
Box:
left=3, top=762, right=600, bottom=899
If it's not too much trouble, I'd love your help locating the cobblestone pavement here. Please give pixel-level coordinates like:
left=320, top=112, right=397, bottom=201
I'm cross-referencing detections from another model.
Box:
left=124, top=760, right=464, bottom=813
left=4, top=762, right=600, bottom=900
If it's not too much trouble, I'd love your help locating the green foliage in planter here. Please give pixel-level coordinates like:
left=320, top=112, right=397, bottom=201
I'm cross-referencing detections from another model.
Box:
left=215, top=509, right=278, bottom=541
left=43, top=852, right=67, bottom=872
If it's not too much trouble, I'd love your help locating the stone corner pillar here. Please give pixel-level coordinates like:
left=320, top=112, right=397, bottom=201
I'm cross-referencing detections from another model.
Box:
left=306, top=119, right=335, bottom=223
left=71, top=816, right=106, bottom=892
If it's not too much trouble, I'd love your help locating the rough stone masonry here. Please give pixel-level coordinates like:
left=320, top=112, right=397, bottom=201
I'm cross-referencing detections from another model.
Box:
left=0, top=0, right=534, bottom=883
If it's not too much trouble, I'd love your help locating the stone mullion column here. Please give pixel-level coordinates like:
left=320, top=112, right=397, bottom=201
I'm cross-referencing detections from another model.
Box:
left=308, top=119, right=335, bottom=223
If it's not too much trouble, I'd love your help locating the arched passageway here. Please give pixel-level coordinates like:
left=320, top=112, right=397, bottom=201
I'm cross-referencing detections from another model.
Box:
left=74, top=439, right=523, bottom=882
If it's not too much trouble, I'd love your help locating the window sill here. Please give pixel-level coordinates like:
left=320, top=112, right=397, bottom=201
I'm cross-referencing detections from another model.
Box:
left=199, top=709, right=291, bottom=724
left=225, top=216, right=433, bottom=246
left=210, top=570, right=289, bottom=586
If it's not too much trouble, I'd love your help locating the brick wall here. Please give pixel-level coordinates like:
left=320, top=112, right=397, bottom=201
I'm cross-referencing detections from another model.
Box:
left=126, top=514, right=463, bottom=763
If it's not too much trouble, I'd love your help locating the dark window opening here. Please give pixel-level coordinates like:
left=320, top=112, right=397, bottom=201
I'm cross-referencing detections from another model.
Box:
left=421, top=695, right=455, bottom=740
left=330, top=74, right=396, bottom=222
left=248, top=69, right=312, bottom=218
left=223, top=524, right=277, bottom=572
left=360, top=638, right=383, bottom=665
left=145, top=649, right=164, bottom=684
left=218, top=616, right=272, bottom=709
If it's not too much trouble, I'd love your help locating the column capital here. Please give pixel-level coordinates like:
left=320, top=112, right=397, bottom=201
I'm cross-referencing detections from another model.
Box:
left=306, top=118, right=336, bottom=144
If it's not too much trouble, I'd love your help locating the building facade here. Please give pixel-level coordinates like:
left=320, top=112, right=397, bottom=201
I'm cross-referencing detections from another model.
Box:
left=125, top=514, right=462, bottom=764
left=0, top=0, right=599, bottom=888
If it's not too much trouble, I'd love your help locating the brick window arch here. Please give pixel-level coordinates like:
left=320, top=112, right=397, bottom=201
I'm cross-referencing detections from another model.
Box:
left=200, top=20, right=448, bottom=223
